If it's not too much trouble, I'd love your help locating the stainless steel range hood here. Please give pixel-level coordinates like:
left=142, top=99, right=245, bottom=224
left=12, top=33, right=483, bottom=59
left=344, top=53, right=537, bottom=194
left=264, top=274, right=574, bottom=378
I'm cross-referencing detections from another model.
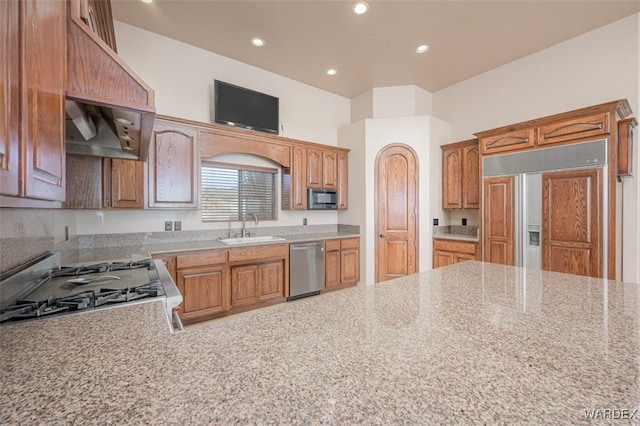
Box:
left=65, top=100, right=146, bottom=160
left=66, top=0, right=155, bottom=161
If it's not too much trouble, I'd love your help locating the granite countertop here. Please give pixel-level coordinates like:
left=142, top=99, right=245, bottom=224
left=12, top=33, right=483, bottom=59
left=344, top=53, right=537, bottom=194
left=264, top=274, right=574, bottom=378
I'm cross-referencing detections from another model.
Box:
left=433, top=225, right=479, bottom=242
left=57, top=228, right=360, bottom=264
left=432, top=233, right=479, bottom=242
left=2, top=261, right=638, bottom=424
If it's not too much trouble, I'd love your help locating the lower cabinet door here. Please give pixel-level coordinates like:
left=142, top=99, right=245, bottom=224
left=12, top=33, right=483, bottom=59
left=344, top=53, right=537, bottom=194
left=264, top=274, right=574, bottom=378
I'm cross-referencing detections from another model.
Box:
left=340, top=248, right=359, bottom=284
left=325, top=250, right=341, bottom=289
left=258, top=261, right=284, bottom=301
left=433, top=250, right=455, bottom=268
left=231, top=264, right=259, bottom=307
left=177, top=265, right=228, bottom=319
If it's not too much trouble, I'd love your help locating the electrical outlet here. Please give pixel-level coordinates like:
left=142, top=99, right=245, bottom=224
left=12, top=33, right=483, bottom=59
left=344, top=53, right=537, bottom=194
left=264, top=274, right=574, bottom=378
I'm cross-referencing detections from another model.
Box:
left=164, top=221, right=172, bottom=231
left=303, top=218, right=307, bottom=226
left=462, top=218, right=467, bottom=226
left=433, top=218, right=439, bottom=226
left=174, top=221, right=182, bottom=231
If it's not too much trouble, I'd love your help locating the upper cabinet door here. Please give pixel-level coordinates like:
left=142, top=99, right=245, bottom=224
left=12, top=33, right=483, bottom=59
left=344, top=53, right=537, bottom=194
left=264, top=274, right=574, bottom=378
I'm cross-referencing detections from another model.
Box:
left=462, top=145, right=480, bottom=209
left=441, top=139, right=479, bottom=210
left=337, top=151, right=348, bottom=210
left=322, top=150, right=337, bottom=189
left=442, top=146, right=462, bottom=209
left=306, top=147, right=322, bottom=188
left=148, top=120, right=200, bottom=208
left=106, top=159, right=145, bottom=209
left=20, top=0, right=67, bottom=202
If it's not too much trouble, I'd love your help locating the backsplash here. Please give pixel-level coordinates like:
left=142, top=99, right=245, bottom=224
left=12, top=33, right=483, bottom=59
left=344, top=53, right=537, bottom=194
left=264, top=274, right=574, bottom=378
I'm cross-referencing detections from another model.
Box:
left=0, top=208, right=56, bottom=275
left=432, top=225, right=479, bottom=237
left=56, top=224, right=360, bottom=250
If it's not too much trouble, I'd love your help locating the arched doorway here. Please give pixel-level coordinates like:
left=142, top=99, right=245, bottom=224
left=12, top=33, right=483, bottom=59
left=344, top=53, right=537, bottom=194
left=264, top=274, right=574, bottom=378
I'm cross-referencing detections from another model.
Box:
left=375, top=144, right=419, bottom=283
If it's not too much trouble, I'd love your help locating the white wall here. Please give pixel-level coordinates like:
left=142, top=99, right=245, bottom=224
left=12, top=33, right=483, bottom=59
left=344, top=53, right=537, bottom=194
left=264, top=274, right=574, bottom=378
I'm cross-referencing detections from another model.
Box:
left=58, top=22, right=352, bottom=236
left=339, top=108, right=451, bottom=285
left=114, top=22, right=350, bottom=146
left=433, top=14, right=640, bottom=283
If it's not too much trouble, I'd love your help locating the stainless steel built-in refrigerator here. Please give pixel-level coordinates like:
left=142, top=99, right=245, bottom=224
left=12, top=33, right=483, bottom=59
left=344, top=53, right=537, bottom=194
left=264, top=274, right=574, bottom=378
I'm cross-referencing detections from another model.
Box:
left=482, top=139, right=608, bottom=277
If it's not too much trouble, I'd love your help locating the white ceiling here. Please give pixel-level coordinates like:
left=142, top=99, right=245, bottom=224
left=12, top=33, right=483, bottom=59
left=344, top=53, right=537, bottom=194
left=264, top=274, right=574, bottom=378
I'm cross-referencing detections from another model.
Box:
left=111, top=0, right=640, bottom=99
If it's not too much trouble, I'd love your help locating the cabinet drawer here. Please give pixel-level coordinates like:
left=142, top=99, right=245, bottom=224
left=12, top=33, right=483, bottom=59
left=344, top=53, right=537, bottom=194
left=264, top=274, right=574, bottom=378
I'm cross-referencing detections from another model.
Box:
left=480, top=128, right=535, bottom=155
left=177, top=250, right=227, bottom=269
left=325, top=240, right=341, bottom=251
left=537, top=113, right=609, bottom=146
left=433, top=239, right=478, bottom=255
left=229, top=244, right=288, bottom=263
left=340, top=238, right=359, bottom=250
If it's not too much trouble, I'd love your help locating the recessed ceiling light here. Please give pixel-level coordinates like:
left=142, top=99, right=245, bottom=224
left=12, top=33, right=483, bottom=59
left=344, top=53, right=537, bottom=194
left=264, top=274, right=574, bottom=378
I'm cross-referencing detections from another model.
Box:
left=326, top=69, right=337, bottom=76
left=416, top=44, right=430, bottom=54
left=251, top=37, right=265, bottom=47
left=140, top=0, right=154, bottom=4
left=353, top=2, right=369, bottom=15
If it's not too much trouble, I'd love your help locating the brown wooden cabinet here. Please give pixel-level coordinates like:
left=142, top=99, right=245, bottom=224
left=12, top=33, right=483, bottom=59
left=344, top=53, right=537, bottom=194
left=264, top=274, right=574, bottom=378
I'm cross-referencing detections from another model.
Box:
left=103, top=158, right=144, bottom=208
left=1, top=0, right=66, bottom=207
left=479, top=128, right=535, bottom=155
left=283, top=144, right=307, bottom=210
left=476, top=100, right=633, bottom=280
left=337, top=151, right=348, bottom=210
left=307, top=147, right=339, bottom=189
left=175, top=250, right=229, bottom=322
left=537, top=113, right=609, bottom=146
left=433, top=239, right=480, bottom=269
left=322, top=150, right=338, bottom=189
left=80, top=0, right=118, bottom=52
left=148, top=119, right=200, bottom=208
left=618, top=117, right=636, bottom=177
left=325, top=238, right=360, bottom=290
left=307, top=147, right=323, bottom=189
left=229, top=244, right=288, bottom=309
left=63, top=154, right=103, bottom=209
left=0, top=0, right=20, bottom=199
left=231, top=264, right=259, bottom=307
left=64, top=155, right=144, bottom=209
left=542, top=168, right=602, bottom=278
left=441, top=139, right=479, bottom=209
left=197, top=123, right=350, bottom=211
left=483, top=176, right=515, bottom=266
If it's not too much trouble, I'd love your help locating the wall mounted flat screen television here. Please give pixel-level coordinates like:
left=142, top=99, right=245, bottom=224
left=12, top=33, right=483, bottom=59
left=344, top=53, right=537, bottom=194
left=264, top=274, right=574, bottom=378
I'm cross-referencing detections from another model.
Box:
left=214, top=80, right=279, bottom=135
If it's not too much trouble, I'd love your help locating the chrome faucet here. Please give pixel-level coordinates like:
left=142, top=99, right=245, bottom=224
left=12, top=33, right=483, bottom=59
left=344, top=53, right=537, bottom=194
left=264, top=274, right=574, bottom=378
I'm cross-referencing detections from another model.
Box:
left=241, top=213, right=259, bottom=237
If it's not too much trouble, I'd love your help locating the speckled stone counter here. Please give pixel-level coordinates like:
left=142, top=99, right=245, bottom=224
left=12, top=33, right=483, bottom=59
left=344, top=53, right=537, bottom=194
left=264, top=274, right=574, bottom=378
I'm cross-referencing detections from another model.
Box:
left=1, top=261, right=639, bottom=424
left=433, top=225, right=479, bottom=242
left=57, top=228, right=360, bottom=264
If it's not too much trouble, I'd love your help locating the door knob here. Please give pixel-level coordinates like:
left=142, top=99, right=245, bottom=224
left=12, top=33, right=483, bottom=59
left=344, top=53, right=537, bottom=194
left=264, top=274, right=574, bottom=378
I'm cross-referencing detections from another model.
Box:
left=379, top=234, right=385, bottom=238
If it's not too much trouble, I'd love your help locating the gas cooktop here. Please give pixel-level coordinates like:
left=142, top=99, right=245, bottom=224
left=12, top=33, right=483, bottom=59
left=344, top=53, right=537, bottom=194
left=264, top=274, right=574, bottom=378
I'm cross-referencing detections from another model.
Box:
left=0, top=253, right=183, bottom=331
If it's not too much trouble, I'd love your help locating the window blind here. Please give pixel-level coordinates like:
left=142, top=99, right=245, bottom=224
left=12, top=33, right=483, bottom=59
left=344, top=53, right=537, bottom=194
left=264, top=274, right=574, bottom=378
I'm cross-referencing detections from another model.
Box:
left=201, top=162, right=277, bottom=222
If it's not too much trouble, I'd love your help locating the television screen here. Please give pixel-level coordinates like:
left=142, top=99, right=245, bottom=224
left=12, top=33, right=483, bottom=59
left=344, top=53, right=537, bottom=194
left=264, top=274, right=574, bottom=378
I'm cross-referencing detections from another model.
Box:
left=214, top=80, right=279, bottom=135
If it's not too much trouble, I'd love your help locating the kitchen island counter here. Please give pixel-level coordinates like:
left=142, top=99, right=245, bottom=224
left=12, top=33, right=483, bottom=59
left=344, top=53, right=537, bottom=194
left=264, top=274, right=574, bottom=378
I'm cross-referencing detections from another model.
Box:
left=1, top=261, right=638, bottom=424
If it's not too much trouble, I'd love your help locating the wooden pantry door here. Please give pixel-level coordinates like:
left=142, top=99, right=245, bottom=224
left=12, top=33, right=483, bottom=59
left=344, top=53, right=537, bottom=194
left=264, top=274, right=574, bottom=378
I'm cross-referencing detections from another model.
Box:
left=375, top=144, right=418, bottom=283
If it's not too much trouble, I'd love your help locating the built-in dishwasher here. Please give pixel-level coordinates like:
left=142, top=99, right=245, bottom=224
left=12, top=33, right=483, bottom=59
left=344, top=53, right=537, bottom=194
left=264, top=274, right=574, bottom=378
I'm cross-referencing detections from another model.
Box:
left=288, top=241, right=325, bottom=300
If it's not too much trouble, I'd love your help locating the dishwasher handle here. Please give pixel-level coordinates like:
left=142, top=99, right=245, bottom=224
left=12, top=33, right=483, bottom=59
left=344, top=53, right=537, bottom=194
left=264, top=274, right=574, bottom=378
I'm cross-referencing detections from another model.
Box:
left=290, top=242, right=324, bottom=251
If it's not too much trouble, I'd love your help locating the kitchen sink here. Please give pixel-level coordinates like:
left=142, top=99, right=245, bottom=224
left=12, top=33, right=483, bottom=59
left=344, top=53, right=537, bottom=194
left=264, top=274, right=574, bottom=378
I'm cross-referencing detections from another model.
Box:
left=218, top=236, right=287, bottom=245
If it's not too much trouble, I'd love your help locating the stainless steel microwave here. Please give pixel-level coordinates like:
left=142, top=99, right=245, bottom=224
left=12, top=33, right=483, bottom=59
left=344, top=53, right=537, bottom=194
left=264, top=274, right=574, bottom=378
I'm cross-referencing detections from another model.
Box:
left=307, top=188, right=337, bottom=210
